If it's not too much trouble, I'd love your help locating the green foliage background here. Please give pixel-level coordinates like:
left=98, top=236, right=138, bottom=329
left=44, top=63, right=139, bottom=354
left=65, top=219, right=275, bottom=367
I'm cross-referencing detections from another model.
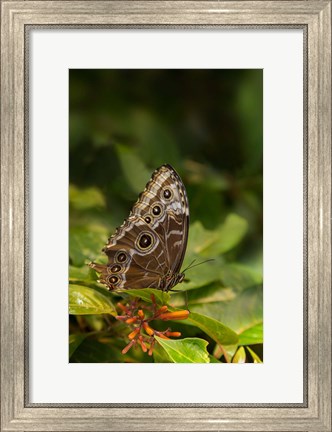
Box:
left=69, top=69, right=263, bottom=363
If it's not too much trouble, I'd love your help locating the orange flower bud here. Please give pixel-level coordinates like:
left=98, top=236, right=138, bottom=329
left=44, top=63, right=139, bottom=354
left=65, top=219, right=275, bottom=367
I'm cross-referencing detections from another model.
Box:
left=165, top=331, right=181, bottom=337
left=158, top=310, right=189, bottom=321
left=137, top=309, right=145, bottom=319
left=125, top=317, right=137, bottom=324
left=155, top=305, right=168, bottom=316
left=155, top=332, right=170, bottom=340
left=148, top=340, right=155, bottom=356
left=128, top=328, right=140, bottom=340
left=115, top=315, right=128, bottom=321
left=122, top=340, right=135, bottom=354
left=143, top=322, right=154, bottom=336
left=137, top=337, right=148, bottom=353
left=117, top=302, right=127, bottom=312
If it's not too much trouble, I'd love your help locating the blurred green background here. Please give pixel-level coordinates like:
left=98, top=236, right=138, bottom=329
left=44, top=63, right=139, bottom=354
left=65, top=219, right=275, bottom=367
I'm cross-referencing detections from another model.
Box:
left=69, top=69, right=263, bottom=363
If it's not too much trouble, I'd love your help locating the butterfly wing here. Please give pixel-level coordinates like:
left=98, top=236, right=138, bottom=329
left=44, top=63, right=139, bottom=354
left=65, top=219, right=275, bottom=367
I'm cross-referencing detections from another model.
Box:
left=89, top=164, right=189, bottom=291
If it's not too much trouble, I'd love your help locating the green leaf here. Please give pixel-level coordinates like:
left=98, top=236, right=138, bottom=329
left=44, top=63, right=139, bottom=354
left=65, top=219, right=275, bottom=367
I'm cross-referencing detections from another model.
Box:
left=232, top=346, right=246, bottom=363
left=119, top=288, right=170, bottom=305
left=69, top=184, right=106, bottom=210
left=239, top=322, right=263, bottom=345
left=185, top=215, right=248, bottom=259
left=170, top=282, right=235, bottom=307
left=115, top=144, right=151, bottom=194
left=69, top=265, right=91, bottom=281
left=209, top=354, right=222, bottom=363
left=152, top=343, right=173, bottom=363
left=69, top=333, right=88, bottom=358
left=186, top=221, right=216, bottom=256
left=69, top=285, right=117, bottom=315
left=155, top=337, right=210, bottom=363
left=190, top=285, right=262, bottom=334
left=178, top=254, right=224, bottom=291
left=186, top=312, right=239, bottom=345
left=201, top=214, right=248, bottom=256
left=216, top=344, right=239, bottom=362
left=246, top=346, right=263, bottom=363
left=70, top=338, right=140, bottom=363
left=83, top=315, right=106, bottom=332
left=71, top=339, right=115, bottom=363
left=220, top=263, right=262, bottom=293
left=69, top=226, right=108, bottom=267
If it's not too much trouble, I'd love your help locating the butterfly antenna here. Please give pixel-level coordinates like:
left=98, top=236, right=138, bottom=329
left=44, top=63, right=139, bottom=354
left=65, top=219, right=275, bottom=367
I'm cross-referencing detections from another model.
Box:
left=184, top=259, right=215, bottom=271
left=182, top=259, right=196, bottom=273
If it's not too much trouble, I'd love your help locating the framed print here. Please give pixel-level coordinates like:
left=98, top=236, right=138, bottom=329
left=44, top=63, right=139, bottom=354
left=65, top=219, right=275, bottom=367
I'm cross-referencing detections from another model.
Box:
left=0, top=1, right=331, bottom=431
left=68, top=68, right=263, bottom=365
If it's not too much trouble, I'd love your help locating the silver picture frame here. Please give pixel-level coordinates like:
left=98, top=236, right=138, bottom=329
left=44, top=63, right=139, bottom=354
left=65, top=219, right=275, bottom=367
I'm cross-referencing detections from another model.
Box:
left=1, top=1, right=331, bottom=431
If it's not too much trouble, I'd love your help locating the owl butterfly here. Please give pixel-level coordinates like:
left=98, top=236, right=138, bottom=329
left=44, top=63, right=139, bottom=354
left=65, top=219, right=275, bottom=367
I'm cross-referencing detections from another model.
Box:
left=89, top=164, right=189, bottom=292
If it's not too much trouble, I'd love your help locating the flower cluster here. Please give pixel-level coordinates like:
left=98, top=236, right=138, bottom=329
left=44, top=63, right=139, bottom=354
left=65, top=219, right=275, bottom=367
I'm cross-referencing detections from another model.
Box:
left=115, top=294, right=189, bottom=356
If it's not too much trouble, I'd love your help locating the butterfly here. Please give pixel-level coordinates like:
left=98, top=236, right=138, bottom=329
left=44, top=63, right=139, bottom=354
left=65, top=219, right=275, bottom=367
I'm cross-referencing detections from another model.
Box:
left=89, top=164, right=189, bottom=292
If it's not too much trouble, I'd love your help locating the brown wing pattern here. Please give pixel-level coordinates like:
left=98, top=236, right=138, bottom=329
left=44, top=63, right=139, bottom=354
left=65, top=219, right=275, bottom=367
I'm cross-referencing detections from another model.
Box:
left=89, top=165, right=189, bottom=291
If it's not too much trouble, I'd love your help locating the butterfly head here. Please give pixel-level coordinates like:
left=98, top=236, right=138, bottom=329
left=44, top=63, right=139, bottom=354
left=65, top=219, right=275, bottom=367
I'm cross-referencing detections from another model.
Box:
left=161, top=271, right=185, bottom=291
left=177, top=273, right=185, bottom=284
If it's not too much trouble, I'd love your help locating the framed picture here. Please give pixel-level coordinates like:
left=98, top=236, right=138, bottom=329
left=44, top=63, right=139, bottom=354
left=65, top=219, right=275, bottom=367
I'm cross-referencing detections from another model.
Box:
left=68, top=69, right=263, bottom=365
left=1, top=1, right=331, bottom=431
